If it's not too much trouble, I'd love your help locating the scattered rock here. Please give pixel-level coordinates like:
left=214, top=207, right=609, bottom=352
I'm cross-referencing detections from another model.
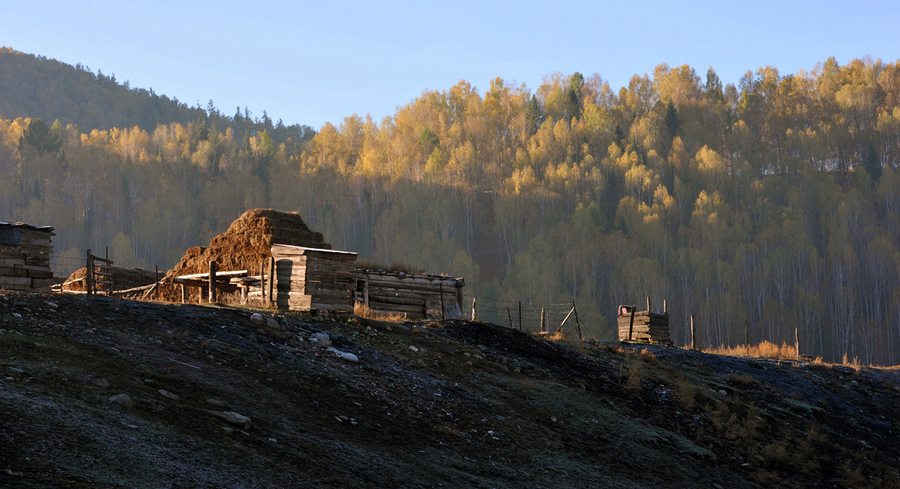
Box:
left=408, top=345, right=419, bottom=352
left=250, top=313, right=265, bottom=325
left=109, top=394, right=133, bottom=408
left=222, top=427, right=234, bottom=435
left=92, top=377, right=110, bottom=389
left=313, top=333, right=332, bottom=347
left=7, top=367, right=24, bottom=374
left=266, top=317, right=280, bottom=330
left=212, top=411, right=251, bottom=428
left=45, top=301, right=59, bottom=309
left=158, top=389, right=179, bottom=400
left=207, top=399, right=227, bottom=407
left=327, top=347, right=359, bottom=363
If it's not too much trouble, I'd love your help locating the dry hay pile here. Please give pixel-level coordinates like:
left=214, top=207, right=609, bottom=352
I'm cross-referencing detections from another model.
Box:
left=151, top=209, right=330, bottom=302
left=61, top=266, right=157, bottom=294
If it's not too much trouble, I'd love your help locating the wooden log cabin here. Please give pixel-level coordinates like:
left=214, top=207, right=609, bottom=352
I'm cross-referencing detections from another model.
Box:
left=617, top=302, right=671, bottom=344
left=0, top=221, right=55, bottom=291
left=271, top=244, right=358, bottom=312
left=354, top=270, right=465, bottom=320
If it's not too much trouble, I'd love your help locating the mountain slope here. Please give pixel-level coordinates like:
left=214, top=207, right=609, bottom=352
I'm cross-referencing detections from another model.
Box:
left=1, top=290, right=899, bottom=488
left=0, top=47, right=314, bottom=143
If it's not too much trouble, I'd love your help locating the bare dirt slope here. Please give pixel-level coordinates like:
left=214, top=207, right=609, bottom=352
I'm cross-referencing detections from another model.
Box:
left=1, top=290, right=899, bottom=488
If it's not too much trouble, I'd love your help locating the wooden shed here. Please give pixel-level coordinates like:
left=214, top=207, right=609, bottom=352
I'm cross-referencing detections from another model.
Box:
left=617, top=303, right=671, bottom=344
left=0, top=221, right=55, bottom=291
left=271, top=244, right=357, bottom=312
left=354, top=270, right=465, bottom=320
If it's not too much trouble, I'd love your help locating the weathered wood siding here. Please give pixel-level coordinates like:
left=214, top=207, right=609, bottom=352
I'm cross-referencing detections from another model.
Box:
left=355, top=270, right=465, bottom=320
left=617, top=310, right=671, bottom=343
left=271, top=244, right=357, bottom=312
left=0, top=222, right=54, bottom=290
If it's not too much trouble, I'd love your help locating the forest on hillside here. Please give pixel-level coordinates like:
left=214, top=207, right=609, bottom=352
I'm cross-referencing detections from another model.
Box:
left=2, top=52, right=900, bottom=364
left=0, top=47, right=314, bottom=144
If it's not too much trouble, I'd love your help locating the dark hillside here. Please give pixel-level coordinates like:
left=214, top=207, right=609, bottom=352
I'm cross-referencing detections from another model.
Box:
left=0, top=47, right=314, bottom=142
left=1, top=290, right=898, bottom=488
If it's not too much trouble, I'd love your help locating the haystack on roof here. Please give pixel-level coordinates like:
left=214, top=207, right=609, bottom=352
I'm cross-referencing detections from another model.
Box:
left=152, top=209, right=329, bottom=302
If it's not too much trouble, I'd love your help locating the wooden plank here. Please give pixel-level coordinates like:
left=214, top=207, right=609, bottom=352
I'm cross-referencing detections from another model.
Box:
left=0, top=267, right=28, bottom=277
left=368, top=302, right=425, bottom=314
left=0, top=244, right=52, bottom=254
left=174, top=270, right=248, bottom=280
left=367, top=295, right=425, bottom=307
left=26, top=269, right=53, bottom=279
left=0, top=284, right=33, bottom=291
left=368, top=290, right=437, bottom=302
left=0, top=276, right=31, bottom=286
left=271, top=244, right=357, bottom=258
left=310, top=302, right=354, bottom=312
left=0, top=257, right=26, bottom=266
left=172, top=278, right=240, bottom=292
left=309, top=291, right=353, bottom=301
left=365, top=276, right=460, bottom=288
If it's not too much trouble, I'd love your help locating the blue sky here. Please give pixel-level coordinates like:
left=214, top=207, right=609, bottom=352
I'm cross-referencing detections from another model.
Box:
left=3, top=1, right=898, bottom=129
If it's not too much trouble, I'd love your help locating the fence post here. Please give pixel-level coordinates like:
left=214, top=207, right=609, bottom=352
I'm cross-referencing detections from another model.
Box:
left=259, top=261, right=266, bottom=305
left=745, top=321, right=750, bottom=356
left=646, top=296, right=651, bottom=313
left=690, top=314, right=695, bottom=350
left=85, top=249, right=93, bottom=296
left=267, top=257, right=275, bottom=308
left=507, top=307, right=513, bottom=328
left=518, top=302, right=522, bottom=331
left=795, top=327, right=800, bottom=359
left=209, top=261, right=217, bottom=303
left=572, top=301, right=583, bottom=341
left=540, top=307, right=545, bottom=332
left=439, top=282, right=445, bottom=321
left=471, top=297, right=477, bottom=321
left=628, top=304, right=636, bottom=342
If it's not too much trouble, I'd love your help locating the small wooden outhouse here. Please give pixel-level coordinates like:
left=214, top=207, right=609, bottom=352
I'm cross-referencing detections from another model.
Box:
left=271, top=244, right=357, bottom=312
left=617, top=304, right=671, bottom=344
left=0, top=221, right=55, bottom=291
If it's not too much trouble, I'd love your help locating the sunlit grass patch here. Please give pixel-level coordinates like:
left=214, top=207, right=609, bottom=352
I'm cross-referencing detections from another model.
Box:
left=703, top=340, right=797, bottom=360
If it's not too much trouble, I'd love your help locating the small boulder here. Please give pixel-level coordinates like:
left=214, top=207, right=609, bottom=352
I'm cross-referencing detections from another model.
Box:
left=158, top=389, right=179, bottom=400
left=338, top=351, right=359, bottom=363
left=92, top=378, right=110, bottom=389
left=313, top=333, right=332, bottom=347
left=213, top=411, right=251, bottom=428
left=327, top=347, right=358, bottom=363
left=250, top=313, right=265, bottom=326
left=109, top=394, right=133, bottom=408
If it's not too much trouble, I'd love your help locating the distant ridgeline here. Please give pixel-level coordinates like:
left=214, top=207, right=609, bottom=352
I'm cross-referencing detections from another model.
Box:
left=0, top=47, right=314, bottom=144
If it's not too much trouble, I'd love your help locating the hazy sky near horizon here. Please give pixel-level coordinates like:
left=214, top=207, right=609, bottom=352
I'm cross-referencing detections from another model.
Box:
left=3, top=1, right=898, bottom=129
